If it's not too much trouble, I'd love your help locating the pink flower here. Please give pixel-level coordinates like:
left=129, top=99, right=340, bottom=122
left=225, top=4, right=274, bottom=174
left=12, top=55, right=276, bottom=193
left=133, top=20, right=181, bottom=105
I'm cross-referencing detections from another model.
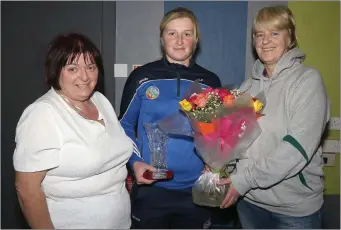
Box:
left=194, top=94, right=208, bottom=108
left=188, top=94, right=198, bottom=110
left=218, top=89, right=231, bottom=101
left=189, top=94, right=198, bottom=103
left=197, top=98, right=207, bottom=108
left=213, top=89, right=220, bottom=95
left=204, top=87, right=213, bottom=94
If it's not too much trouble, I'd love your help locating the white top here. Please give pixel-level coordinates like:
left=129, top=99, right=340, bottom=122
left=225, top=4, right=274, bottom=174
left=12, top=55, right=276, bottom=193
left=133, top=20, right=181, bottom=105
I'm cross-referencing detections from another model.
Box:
left=13, top=88, right=133, bottom=229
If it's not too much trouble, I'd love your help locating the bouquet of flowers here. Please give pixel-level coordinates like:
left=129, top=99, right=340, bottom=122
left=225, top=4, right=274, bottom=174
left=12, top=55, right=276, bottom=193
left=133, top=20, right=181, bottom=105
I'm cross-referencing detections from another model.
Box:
left=157, top=80, right=264, bottom=207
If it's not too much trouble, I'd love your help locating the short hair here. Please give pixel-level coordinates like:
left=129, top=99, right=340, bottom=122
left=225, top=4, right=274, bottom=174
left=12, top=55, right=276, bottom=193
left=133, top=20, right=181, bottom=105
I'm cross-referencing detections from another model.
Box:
left=159, top=7, right=200, bottom=54
left=44, top=33, right=104, bottom=90
left=252, top=5, right=298, bottom=50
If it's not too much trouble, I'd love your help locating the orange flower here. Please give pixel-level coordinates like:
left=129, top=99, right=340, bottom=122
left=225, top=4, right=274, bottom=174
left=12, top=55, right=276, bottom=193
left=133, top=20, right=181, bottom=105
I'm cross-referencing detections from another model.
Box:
left=193, top=120, right=218, bottom=135
left=223, top=94, right=235, bottom=107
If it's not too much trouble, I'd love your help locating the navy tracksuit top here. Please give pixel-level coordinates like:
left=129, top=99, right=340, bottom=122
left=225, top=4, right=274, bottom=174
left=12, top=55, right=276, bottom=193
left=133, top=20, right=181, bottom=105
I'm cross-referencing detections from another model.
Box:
left=119, top=58, right=221, bottom=189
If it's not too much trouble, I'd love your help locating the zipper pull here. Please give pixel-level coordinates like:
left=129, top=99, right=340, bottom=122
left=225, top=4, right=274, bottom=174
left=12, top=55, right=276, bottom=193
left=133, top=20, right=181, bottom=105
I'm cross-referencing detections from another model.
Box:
left=176, top=72, right=181, bottom=97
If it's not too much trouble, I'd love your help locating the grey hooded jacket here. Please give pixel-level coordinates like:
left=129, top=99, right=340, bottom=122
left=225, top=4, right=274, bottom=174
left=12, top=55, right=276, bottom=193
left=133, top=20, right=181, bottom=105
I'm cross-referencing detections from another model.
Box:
left=230, top=47, right=330, bottom=216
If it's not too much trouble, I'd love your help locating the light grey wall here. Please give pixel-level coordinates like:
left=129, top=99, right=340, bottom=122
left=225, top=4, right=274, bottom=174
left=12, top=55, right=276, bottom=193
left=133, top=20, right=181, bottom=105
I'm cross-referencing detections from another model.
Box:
left=244, top=1, right=288, bottom=79
left=115, top=1, right=164, bottom=114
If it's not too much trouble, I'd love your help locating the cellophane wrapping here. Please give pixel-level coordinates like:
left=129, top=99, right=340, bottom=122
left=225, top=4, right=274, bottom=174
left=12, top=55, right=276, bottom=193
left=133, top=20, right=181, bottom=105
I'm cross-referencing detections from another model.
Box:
left=156, top=80, right=262, bottom=207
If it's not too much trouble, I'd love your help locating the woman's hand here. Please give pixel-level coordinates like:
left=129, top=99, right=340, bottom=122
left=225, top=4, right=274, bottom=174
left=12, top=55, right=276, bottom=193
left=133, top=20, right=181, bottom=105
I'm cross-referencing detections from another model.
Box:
left=201, top=164, right=211, bottom=173
left=216, top=177, right=240, bottom=209
left=133, top=161, right=157, bottom=185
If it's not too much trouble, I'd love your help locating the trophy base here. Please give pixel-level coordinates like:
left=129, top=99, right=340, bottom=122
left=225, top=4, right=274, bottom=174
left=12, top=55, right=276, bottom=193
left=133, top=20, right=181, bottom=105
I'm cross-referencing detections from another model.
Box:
left=143, top=169, right=173, bottom=180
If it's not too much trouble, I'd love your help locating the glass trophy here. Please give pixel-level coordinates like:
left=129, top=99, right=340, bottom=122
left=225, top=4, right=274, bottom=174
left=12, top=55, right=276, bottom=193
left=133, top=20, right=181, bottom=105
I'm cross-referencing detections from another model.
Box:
left=143, top=123, right=173, bottom=180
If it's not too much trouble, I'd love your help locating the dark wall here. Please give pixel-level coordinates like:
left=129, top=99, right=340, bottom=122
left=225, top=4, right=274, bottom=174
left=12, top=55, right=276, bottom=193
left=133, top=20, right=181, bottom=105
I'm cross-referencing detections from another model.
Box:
left=1, top=1, right=116, bottom=228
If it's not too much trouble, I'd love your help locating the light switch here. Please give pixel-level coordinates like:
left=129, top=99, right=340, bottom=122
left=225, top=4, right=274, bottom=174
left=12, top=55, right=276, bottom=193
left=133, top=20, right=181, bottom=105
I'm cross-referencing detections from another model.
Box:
left=322, top=153, right=336, bottom=167
left=327, top=117, right=340, bottom=130
left=114, top=64, right=128, bottom=78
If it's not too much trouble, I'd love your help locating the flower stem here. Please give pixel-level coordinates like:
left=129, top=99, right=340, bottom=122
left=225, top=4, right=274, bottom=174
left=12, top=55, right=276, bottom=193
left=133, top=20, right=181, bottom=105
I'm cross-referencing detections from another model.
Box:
left=211, top=167, right=221, bottom=174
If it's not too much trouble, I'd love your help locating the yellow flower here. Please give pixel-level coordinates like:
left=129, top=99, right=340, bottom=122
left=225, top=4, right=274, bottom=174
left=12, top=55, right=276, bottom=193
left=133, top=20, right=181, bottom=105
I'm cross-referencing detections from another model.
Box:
left=179, top=99, right=192, bottom=112
left=253, top=100, right=263, bottom=113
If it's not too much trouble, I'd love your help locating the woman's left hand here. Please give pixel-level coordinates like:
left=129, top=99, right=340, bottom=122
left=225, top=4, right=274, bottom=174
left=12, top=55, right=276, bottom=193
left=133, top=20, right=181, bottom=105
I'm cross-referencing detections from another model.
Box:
left=216, top=177, right=240, bottom=209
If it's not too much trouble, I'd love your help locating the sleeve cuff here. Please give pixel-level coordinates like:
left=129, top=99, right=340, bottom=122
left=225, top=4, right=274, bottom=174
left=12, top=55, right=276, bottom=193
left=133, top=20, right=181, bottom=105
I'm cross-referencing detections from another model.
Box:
left=230, top=173, right=252, bottom=196
left=128, top=153, right=144, bottom=168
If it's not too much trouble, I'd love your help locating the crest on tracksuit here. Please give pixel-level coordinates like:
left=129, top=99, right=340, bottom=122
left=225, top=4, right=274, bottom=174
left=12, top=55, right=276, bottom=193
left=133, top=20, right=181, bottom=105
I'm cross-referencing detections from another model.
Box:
left=146, top=86, right=160, bottom=100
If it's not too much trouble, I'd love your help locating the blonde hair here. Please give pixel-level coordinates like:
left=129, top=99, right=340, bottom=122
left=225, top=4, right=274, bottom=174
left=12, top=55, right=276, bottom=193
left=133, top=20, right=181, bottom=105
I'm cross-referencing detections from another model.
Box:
left=159, top=7, right=200, bottom=53
left=252, top=5, right=298, bottom=50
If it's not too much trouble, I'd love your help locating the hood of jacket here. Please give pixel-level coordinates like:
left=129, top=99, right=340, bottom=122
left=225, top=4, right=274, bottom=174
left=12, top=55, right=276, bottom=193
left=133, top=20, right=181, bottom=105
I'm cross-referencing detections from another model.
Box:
left=252, top=47, right=306, bottom=81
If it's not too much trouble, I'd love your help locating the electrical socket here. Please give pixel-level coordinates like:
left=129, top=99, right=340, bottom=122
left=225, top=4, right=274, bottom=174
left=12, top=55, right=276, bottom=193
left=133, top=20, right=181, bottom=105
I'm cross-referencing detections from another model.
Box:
left=322, top=140, right=340, bottom=153
left=322, top=153, right=336, bottom=167
left=327, top=117, right=340, bottom=130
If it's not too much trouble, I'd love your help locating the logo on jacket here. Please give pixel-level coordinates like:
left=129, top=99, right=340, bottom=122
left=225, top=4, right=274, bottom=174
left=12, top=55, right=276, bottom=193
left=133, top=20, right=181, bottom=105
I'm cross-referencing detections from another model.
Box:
left=146, top=86, right=159, bottom=100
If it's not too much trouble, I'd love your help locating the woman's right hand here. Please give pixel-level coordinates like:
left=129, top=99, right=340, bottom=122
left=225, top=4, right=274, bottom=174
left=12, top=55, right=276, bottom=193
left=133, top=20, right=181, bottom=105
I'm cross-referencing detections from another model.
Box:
left=133, top=161, right=157, bottom=185
left=202, top=164, right=211, bottom=173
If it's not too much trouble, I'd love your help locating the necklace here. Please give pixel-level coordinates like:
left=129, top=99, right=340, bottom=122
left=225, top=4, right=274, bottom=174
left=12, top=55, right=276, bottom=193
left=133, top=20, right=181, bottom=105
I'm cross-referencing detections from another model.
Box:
left=59, top=93, right=85, bottom=114
left=58, top=93, right=104, bottom=126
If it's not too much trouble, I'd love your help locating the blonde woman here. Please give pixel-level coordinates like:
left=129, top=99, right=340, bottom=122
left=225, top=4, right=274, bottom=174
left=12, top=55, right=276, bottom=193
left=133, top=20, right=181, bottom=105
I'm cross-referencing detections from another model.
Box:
left=218, top=5, right=329, bottom=229
left=119, top=7, right=221, bottom=229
